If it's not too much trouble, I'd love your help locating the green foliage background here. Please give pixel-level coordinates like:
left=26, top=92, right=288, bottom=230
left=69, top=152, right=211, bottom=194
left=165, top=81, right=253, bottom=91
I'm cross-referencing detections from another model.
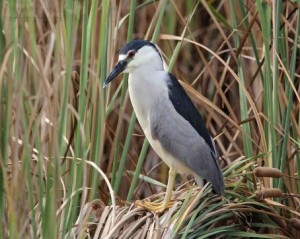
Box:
left=0, top=0, right=299, bottom=238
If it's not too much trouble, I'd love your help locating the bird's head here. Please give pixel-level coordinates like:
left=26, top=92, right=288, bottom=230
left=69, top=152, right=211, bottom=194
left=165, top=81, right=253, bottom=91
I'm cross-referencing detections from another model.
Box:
left=104, top=40, right=163, bottom=87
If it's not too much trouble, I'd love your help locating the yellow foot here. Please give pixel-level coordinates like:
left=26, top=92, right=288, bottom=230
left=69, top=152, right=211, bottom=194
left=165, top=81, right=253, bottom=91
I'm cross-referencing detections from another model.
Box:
left=134, top=199, right=175, bottom=213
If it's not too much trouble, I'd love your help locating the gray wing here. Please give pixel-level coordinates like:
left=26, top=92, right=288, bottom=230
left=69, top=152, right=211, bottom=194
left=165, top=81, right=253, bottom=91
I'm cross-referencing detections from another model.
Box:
left=150, top=96, right=224, bottom=195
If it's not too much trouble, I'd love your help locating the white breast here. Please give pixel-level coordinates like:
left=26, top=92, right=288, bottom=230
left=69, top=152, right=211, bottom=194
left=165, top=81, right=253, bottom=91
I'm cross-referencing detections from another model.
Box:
left=128, top=69, right=193, bottom=174
left=128, top=69, right=167, bottom=128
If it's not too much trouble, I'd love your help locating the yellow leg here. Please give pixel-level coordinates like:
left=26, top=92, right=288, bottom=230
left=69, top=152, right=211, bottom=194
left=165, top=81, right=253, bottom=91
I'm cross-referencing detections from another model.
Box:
left=162, top=168, right=176, bottom=209
left=135, top=168, right=177, bottom=213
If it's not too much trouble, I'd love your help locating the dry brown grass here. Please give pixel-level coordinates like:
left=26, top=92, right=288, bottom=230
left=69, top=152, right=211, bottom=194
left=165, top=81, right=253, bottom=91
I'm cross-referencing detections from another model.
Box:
left=0, top=0, right=299, bottom=238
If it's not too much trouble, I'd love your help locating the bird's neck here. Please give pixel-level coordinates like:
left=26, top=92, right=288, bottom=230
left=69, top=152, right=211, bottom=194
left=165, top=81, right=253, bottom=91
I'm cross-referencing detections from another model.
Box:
left=129, top=65, right=166, bottom=87
left=132, top=60, right=164, bottom=74
left=128, top=68, right=169, bottom=131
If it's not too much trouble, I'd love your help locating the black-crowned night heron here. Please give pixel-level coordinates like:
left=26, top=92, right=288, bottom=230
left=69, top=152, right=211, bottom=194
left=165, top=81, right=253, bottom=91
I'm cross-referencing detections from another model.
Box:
left=104, top=40, right=224, bottom=212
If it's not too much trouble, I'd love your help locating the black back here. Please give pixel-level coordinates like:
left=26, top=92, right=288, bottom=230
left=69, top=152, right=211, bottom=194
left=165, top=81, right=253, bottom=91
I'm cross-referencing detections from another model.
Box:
left=167, top=73, right=215, bottom=153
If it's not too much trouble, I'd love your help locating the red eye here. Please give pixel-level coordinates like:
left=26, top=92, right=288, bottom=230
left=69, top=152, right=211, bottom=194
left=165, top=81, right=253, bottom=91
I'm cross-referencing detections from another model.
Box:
left=128, top=50, right=136, bottom=58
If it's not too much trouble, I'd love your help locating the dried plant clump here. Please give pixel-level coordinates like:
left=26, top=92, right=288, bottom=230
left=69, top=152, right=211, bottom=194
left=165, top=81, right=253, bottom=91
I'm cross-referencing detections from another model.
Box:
left=0, top=0, right=299, bottom=238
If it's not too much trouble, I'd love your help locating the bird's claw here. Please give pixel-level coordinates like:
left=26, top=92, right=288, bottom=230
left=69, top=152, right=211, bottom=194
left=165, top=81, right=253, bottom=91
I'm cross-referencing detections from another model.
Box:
left=134, top=199, right=175, bottom=213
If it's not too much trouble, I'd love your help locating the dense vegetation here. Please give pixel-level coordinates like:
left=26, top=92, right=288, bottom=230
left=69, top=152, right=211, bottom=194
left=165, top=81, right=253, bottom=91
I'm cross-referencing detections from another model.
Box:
left=0, top=0, right=299, bottom=238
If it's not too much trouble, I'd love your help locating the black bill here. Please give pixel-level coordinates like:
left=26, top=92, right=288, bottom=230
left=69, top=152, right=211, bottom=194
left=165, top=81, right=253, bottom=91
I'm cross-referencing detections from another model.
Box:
left=103, top=60, right=128, bottom=87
